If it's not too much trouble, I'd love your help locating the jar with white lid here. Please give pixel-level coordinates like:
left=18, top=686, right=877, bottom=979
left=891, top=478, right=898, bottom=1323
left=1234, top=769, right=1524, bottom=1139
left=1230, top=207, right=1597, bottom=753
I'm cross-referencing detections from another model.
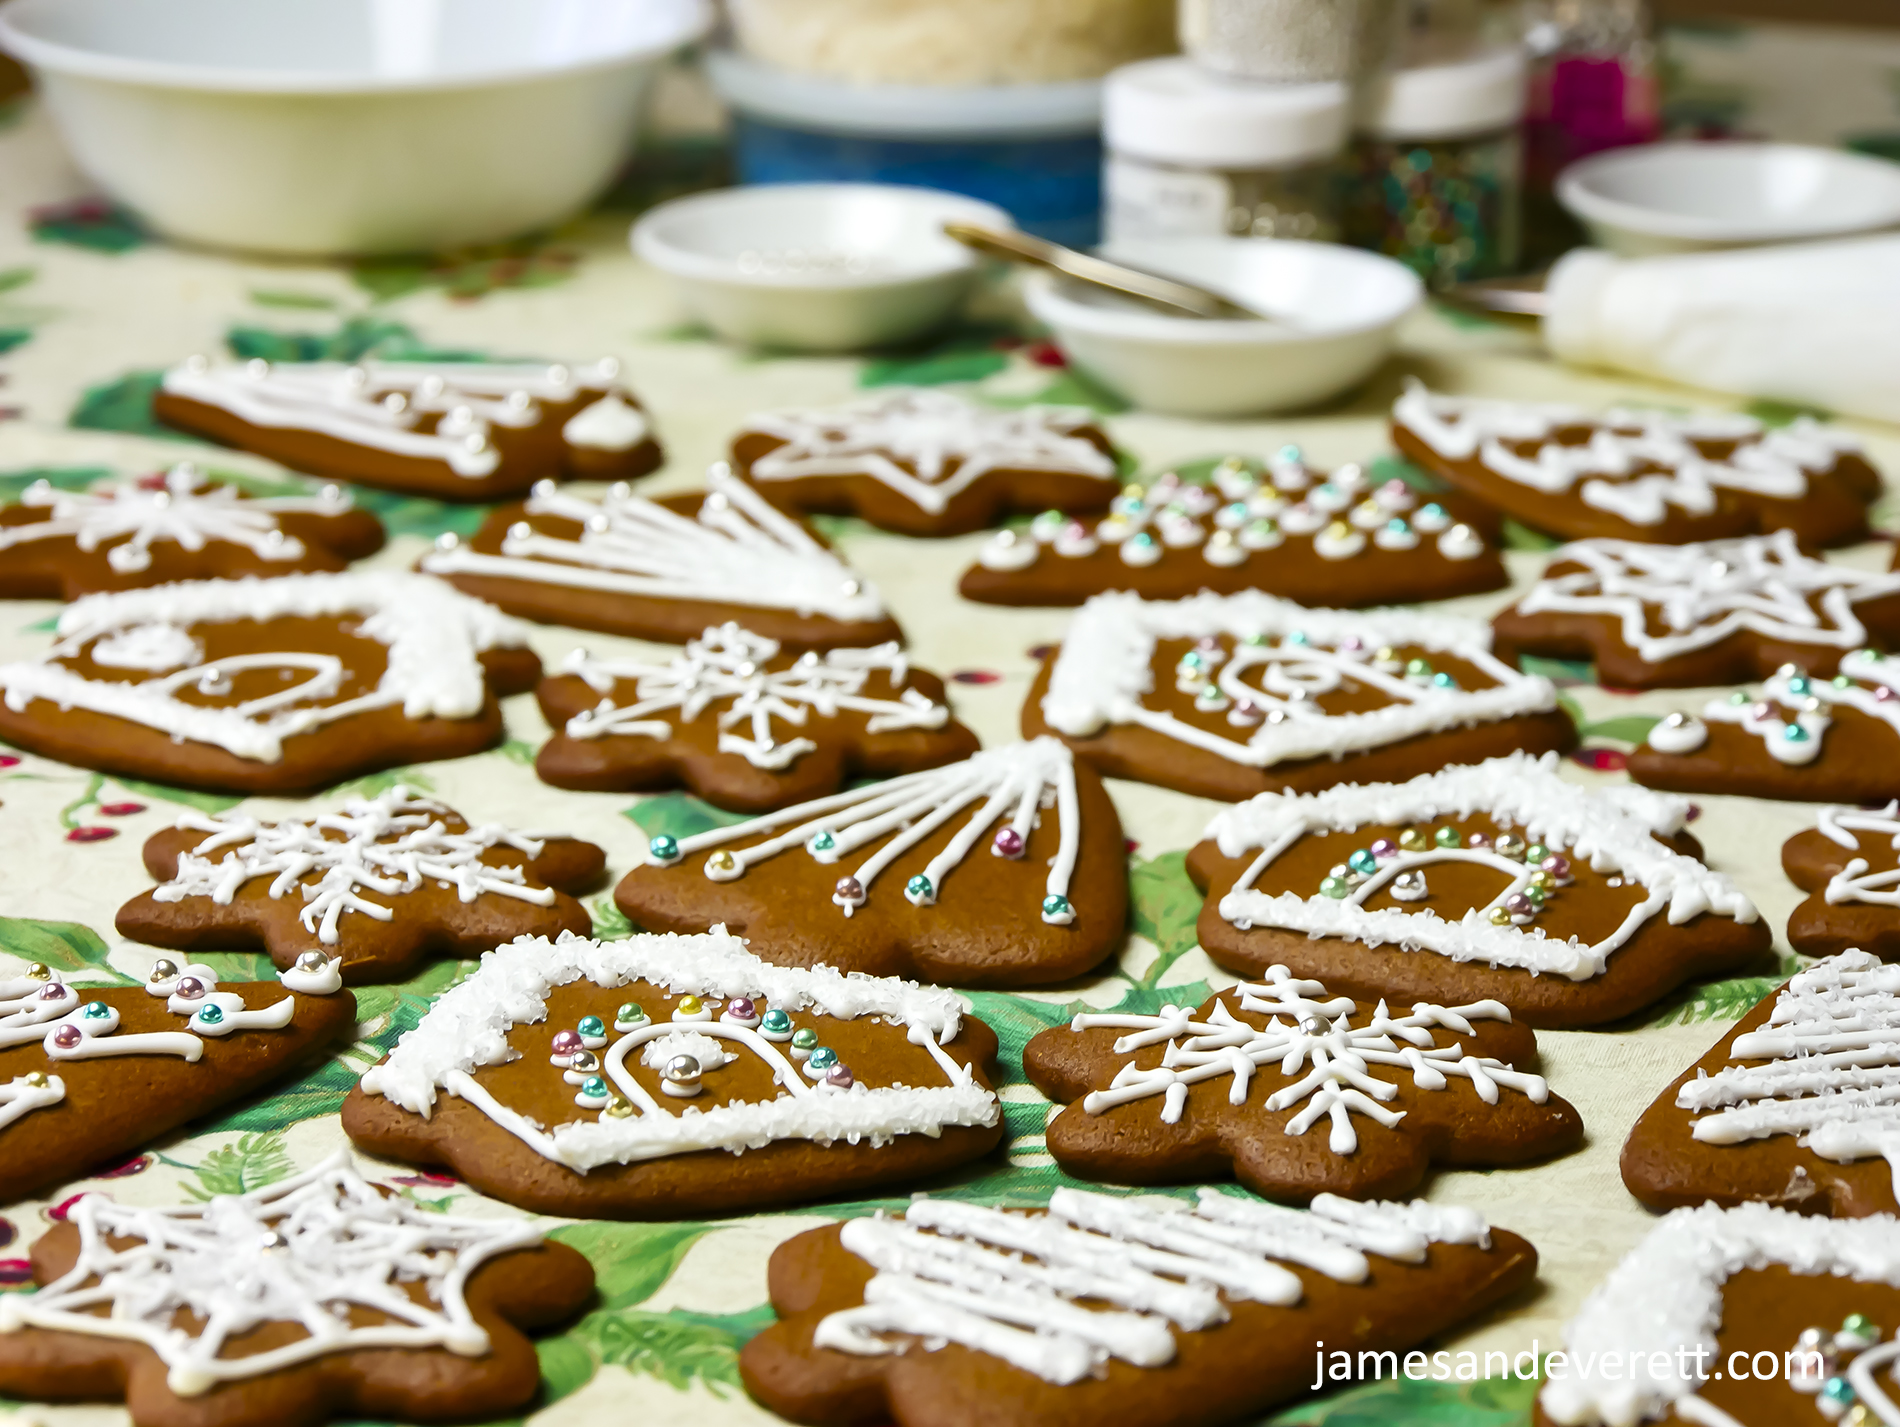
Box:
left=1103, top=57, right=1350, bottom=242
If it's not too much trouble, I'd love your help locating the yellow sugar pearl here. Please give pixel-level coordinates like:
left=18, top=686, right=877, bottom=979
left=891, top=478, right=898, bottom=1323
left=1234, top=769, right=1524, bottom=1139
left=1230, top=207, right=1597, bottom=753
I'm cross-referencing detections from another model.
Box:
left=23, top=1071, right=48, bottom=1088
left=706, top=850, right=738, bottom=873
left=677, top=994, right=703, bottom=1016
left=25, top=962, right=51, bottom=980
left=1398, top=828, right=1429, bottom=853
left=603, top=1097, right=634, bottom=1119
left=1488, top=907, right=1512, bottom=926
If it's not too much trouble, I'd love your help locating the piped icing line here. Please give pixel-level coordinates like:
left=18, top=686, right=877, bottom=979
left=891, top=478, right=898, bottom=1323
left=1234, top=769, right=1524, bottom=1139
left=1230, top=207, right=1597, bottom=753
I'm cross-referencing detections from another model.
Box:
left=1819, top=803, right=1900, bottom=907
left=0, top=1072, right=65, bottom=1132
left=1040, top=590, right=1558, bottom=769
left=739, top=389, right=1119, bottom=516
left=814, top=1187, right=1492, bottom=1385
left=0, top=1151, right=544, bottom=1396
left=1653, top=649, right=1900, bottom=767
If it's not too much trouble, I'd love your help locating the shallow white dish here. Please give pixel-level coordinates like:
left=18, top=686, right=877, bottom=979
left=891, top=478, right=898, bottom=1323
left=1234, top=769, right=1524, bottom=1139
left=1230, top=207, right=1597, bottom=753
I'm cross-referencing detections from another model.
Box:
left=0, top=0, right=710, bottom=256
left=1023, top=238, right=1422, bottom=418
left=1557, top=141, right=1900, bottom=256
left=632, top=183, right=1012, bottom=352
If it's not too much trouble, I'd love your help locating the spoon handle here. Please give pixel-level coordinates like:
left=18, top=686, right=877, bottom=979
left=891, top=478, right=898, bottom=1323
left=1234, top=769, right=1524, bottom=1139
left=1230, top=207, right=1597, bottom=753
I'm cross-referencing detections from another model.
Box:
left=942, top=221, right=1253, bottom=320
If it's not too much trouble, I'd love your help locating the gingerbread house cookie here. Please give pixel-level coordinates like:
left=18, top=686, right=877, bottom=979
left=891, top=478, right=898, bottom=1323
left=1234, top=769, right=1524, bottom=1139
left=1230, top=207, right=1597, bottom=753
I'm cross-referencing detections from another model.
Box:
left=1784, top=805, right=1900, bottom=960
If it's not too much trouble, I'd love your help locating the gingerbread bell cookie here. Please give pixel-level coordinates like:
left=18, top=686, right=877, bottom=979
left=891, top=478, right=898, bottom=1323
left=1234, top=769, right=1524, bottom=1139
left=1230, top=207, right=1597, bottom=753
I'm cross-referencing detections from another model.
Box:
left=742, top=1188, right=1536, bottom=1427
left=343, top=930, right=1003, bottom=1217
left=0, top=1153, right=595, bottom=1427
left=730, top=388, right=1122, bottom=536
left=154, top=356, right=662, bottom=501
left=0, top=463, right=385, bottom=599
left=421, top=465, right=901, bottom=648
left=0, top=572, right=539, bottom=794
left=1023, top=963, right=1580, bottom=1202
left=1784, top=805, right=1900, bottom=960
left=611, top=737, right=1126, bottom=988
left=1, top=956, right=354, bottom=1203
left=535, top=623, right=978, bottom=812
left=1024, top=590, right=1574, bottom=802
left=1187, top=753, right=1769, bottom=1028
left=116, top=788, right=603, bottom=984
left=1392, top=380, right=1879, bottom=546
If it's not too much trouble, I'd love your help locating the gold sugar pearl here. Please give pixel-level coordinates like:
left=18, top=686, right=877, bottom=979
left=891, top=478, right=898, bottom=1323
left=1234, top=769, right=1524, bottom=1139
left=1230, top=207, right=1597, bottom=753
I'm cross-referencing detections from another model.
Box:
left=1398, top=828, right=1429, bottom=853
left=23, top=1071, right=49, bottom=1088
left=678, top=994, right=704, bottom=1016
left=603, top=1097, right=634, bottom=1119
left=706, top=850, right=738, bottom=874
left=1487, top=907, right=1512, bottom=926
left=25, top=962, right=51, bottom=981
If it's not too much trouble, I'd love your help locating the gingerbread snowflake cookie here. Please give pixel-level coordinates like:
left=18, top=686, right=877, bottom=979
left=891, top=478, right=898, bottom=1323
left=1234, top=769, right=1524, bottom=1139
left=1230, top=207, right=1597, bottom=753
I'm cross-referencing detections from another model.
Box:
left=0, top=1154, right=594, bottom=1427
left=742, top=1188, right=1536, bottom=1427
left=1, top=956, right=354, bottom=1203
left=1784, top=805, right=1900, bottom=960
left=730, top=388, right=1122, bottom=536
left=1187, top=754, right=1769, bottom=1028
left=0, top=463, right=385, bottom=599
left=343, top=930, right=1003, bottom=1216
left=1023, top=591, right=1575, bottom=801
left=154, top=356, right=662, bottom=501
left=1392, top=380, right=1880, bottom=546
left=535, top=623, right=978, bottom=812
left=0, top=572, right=540, bottom=794
left=116, top=788, right=603, bottom=984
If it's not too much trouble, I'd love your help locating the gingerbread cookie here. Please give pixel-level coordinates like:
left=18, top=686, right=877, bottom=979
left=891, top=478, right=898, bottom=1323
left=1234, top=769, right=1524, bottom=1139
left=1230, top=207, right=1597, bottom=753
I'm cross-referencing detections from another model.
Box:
left=741, top=1188, right=1536, bottom=1427
left=611, top=738, right=1126, bottom=988
left=1536, top=1202, right=1900, bottom=1427
left=0, top=572, right=540, bottom=794
left=1, top=956, right=354, bottom=1203
left=154, top=356, right=662, bottom=501
left=0, top=463, right=385, bottom=599
left=343, top=930, right=1003, bottom=1217
left=962, top=455, right=1505, bottom=608
left=535, top=623, right=978, bottom=811
left=421, top=465, right=901, bottom=648
left=730, top=388, right=1122, bottom=537
left=1023, top=963, right=1580, bottom=1202
left=116, top=788, right=602, bottom=984
left=1784, top=806, right=1900, bottom=960
left=1392, top=380, right=1880, bottom=546
left=0, top=1153, right=594, bottom=1427
left=1186, top=753, right=1770, bottom=1029
left=1024, top=591, right=1575, bottom=802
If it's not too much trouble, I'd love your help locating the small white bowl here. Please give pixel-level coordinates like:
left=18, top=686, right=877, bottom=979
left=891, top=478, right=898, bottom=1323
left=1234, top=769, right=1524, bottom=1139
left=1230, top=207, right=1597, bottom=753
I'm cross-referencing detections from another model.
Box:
left=1023, top=238, right=1422, bottom=418
left=1557, top=141, right=1900, bottom=256
left=632, top=183, right=1012, bottom=352
left=0, top=0, right=710, bottom=256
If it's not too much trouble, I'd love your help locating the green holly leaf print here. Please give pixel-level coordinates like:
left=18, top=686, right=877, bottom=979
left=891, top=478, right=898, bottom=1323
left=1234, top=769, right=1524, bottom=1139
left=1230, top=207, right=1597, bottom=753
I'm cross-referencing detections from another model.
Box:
left=1747, top=397, right=1833, bottom=426
left=0, top=329, right=28, bottom=356
left=29, top=198, right=148, bottom=253
left=350, top=237, right=581, bottom=304
left=497, top=738, right=537, bottom=766
left=0, top=466, right=113, bottom=502
left=188, top=951, right=282, bottom=983
left=0, top=266, right=36, bottom=295
left=1576, top=714, right=1662, bottom=745
left=1518, top=654, right=1595, bottom=687
left=223, top=315, right=497, bottom=365
left=341, top=486, right=497, bottom=541
left=163, top=1130, right=296, bottom=1201
left=547, top=1221, right=715, bottom=1309
left=1646, top=956, right=1798, bottom=1027
left=247, top=288, right=340, bottom=311
left=588, top=897, right=633, bottom=941
left=1500, top=517, right=1560, bottom=551
left=0, top=917, right=134, bottom=984
left=622, top=792, right=750, bottom=845
left=68, top=370, right=183, bottom=439
left=566, top=1305, right=777, bottom=1396
left=993, top=368, right=1133, bottom=417
left=1129, top=850, right=1204, bottom=986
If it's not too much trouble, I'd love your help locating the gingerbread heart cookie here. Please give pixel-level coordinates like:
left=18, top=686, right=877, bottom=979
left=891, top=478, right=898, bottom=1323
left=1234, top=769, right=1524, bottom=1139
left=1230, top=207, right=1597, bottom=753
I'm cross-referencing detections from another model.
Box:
left=730, top=388, right=1122, bottom=537
left=0, top=464, right=385, bottom=599
left=343, top=930, right=1004, bottom=1217
left=535, top=623, right=978, bottom=811
left=741, top=1188, right=1536, bottom=1427
left=1, top=956, right=355, bottom=1203
left=116, top=788, right=602, bottom=984
left=154, top=356, right=661, bottom=501
left=611, top=737, right=1127, bottom=988
left=1023, top=591, right=1575, bottom=802
left=0, top=572, right=540, bottom=794
left=1784, top=805, right=1900, bottom=960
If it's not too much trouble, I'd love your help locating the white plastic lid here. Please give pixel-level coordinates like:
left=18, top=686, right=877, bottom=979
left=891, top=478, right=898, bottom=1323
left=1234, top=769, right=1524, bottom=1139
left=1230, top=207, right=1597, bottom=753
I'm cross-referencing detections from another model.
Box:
left=1103, top=57, right=1351, bottom=169
left=1358, top=47, right=1528, bottom=141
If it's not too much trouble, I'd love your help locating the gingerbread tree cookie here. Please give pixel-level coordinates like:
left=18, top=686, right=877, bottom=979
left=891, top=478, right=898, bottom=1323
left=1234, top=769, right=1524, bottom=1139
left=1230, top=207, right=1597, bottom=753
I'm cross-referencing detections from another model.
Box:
left=1023, top=590, right=1575, bottom=801
left=1784, top=805, right=1900, bottom=960
left=0, top=572, right=540, bottom=794
left=612, top=738, right=1127, bottom=988
left=343, top=930, right=1003, bottom=1217
left=535, top=623, right=978, bottom=812
left=741, top=1188, right=1537, bottom=1427
left=1187, top=753, right=1770, bottom=1028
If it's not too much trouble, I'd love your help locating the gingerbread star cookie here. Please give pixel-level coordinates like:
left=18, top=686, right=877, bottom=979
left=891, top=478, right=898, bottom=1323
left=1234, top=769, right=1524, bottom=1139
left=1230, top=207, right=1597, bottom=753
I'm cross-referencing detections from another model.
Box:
left=1, top=956, right=355, bottom=1203
left=0, top=1153, right=595, bottom=1427
left=1784, top=806, right=1900, bottom=960
left=0, top=572, right=540, bottom=794
left=343, top=930, right=1003, bottom=1217
left=116, top=788, right=603, bottom=984
left=421, top=465, right=901, bottom=648
left=0, top=463, right=385, bottom=599
left=535, top=623, right=978, bottom=812
left=1187, top=753, right=1770, bottom=1028
left=1023, top=591, right=1575, bottom=802
left=741, top=1188, right=1537, bottom=1427
left=730, top=388, right=1122, bottom=536
left=154, top=356, right=662, bottom=501
left=613, top=738, right=1126, bottom=988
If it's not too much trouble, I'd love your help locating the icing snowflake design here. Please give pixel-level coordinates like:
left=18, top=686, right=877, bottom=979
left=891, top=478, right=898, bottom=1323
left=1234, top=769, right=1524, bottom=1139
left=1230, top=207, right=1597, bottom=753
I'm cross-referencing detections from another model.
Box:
left=1646, top=649, right=1900, bottom=766
left=0, top=1152, right=542, bottom=1395
left=422, top=465, right=887, bottom=624
left=558, top=623, right=948, bottom=770
left=0, top=464, right=353, bottom=574
left=741, top=389, right=1119, bottom=515
left=643, top=738, right=1082, bottom=925
left=1816, top=803, right=1900, bottom=907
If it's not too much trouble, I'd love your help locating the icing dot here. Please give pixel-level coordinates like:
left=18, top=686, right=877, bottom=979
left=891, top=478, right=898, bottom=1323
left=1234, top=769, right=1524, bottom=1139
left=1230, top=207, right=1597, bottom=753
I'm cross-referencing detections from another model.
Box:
left=1834, top=675, right=1855, bottom=689
left=1879, top=687, right=1898, bottom=703
left=1784, top=723, right=1811, bottom=743
left=1822, top=1377, right=1854, bottom=1404
left=52, top=1024, right=82, bottom=1049
left=825, top=1064, right=855, bottom=1089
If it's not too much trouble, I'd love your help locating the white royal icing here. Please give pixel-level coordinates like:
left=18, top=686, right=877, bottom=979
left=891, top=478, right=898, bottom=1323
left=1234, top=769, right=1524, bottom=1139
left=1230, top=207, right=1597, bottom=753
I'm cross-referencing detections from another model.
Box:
left=1653, top=650, right=1900, bottom=766
left=1819, top=804, right=1900, bottom=908
left=279, top=954, right=345, bottom=995
left=561, top=393, right=649, bottom=451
